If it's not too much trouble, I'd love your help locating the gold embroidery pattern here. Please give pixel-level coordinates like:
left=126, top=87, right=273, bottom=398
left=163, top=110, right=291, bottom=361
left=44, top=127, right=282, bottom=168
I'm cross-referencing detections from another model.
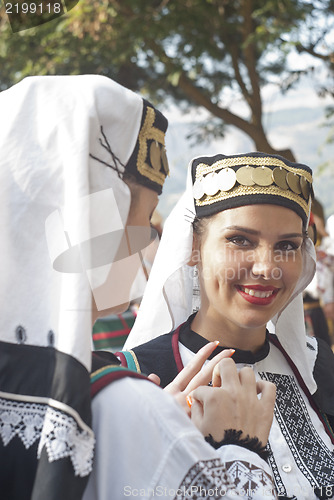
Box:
left=137, top=107, right=168, bottom=186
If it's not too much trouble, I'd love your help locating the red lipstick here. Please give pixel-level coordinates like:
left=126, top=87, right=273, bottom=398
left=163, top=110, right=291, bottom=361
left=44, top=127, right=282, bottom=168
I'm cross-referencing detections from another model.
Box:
left=236, top=284, right=280, bottom=306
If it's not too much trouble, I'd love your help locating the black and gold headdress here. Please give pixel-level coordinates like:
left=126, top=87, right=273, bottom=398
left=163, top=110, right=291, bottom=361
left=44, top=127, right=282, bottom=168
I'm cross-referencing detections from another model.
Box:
left=192, top=152, right=313, bottom=227
left=125, top=100, right=169, bottom=194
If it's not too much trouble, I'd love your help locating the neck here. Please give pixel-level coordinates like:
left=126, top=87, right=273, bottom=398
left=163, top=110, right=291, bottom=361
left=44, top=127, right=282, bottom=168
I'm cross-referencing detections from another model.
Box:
left=191, top=309, right=267, bottom=353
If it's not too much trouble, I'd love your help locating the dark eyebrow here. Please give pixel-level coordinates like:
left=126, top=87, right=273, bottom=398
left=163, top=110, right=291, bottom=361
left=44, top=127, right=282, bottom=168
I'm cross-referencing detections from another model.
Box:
left=279, top=233, right=304, bottom=239
left=224, top=226, right=260, bottom=235
left=224, top=226, right=303, bottom=239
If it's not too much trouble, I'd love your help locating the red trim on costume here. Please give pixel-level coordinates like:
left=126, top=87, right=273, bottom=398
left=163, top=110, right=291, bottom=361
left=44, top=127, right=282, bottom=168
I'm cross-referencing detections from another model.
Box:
left=172, top=325, right=184, bottom=372
left=93, top=329, right=130, bottom=340
left=118, top=313, right=130, bottom=329
left=269, top=334, right=334, bottom=445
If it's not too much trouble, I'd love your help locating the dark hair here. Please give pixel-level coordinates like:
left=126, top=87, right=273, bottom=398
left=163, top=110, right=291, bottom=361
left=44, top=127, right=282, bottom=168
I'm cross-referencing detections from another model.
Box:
left=192, top=214, right=215, bottom=238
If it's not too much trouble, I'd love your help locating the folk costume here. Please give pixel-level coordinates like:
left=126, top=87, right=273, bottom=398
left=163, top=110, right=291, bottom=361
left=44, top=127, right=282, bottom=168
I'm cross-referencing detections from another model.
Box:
left=123, top=153, right=334, bottom=499
left=0, top=78, right=276, bottom=500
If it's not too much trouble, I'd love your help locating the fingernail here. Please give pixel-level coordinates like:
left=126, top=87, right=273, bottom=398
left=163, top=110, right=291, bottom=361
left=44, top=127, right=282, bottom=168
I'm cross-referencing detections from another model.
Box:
left=186, top=395, right=193, bottom=408
left=214, top=340, right=220, bottom=346
left=227, top=349, right=235, bottom=357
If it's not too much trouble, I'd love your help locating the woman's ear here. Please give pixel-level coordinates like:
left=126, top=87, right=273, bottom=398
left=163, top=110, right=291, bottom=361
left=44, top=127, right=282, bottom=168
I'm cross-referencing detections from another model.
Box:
left=187, top=233, right=201, bottom=267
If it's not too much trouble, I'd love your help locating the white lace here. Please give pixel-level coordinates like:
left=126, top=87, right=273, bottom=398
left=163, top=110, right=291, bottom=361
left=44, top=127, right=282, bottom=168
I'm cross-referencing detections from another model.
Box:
left=0, top=397, right=94, bottom=477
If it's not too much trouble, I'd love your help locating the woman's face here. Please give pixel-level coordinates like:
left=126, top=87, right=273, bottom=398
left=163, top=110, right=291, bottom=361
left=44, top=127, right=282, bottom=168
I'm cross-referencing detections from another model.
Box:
left=193, top=204, right=304, bottom=333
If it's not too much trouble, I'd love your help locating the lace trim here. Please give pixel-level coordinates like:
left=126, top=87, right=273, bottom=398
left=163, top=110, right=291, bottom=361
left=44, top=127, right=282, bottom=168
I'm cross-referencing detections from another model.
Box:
left=0, top=397, right=94, bottom=477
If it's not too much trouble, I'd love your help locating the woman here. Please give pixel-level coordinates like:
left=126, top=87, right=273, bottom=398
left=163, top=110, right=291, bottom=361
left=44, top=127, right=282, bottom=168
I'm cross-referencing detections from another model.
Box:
left=0, top=78, right=276, bottom=500
left=123, top=152, right=334, bottom=499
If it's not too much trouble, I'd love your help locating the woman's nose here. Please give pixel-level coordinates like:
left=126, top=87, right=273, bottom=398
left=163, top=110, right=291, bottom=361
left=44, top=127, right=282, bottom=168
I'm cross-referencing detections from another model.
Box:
left=251, top=246, right=279, bottom=280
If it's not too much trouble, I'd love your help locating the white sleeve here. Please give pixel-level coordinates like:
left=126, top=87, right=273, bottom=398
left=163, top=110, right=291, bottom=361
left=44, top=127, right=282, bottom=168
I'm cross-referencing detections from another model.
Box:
left=83, top=377, right=275, bottom=500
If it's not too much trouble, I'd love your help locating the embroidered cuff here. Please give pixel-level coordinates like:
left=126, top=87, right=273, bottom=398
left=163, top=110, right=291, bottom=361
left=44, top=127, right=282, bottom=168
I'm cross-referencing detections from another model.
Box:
left=205, top=429, right=269, bottom=461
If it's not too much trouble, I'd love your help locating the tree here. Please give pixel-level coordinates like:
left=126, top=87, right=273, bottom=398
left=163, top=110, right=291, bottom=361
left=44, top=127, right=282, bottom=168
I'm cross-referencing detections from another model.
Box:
left=1, top=0, right=333, bottom=159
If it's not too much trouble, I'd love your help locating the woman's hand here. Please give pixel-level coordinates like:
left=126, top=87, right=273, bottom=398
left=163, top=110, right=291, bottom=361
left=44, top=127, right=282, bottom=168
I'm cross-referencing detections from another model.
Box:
left=148, top=342, right=235, bottom=415
left=190, top=357, right=276, bottom=447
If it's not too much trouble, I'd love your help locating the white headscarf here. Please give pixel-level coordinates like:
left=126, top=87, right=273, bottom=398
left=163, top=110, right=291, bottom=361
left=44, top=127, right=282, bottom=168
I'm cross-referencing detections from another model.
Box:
left=125, top=155, right=318, bottom=394
left=0, top=75, right=167, bottom=499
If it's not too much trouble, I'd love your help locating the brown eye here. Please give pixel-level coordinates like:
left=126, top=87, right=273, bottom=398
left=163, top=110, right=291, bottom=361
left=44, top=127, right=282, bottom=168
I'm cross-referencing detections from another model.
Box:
left=275, top=240, right=299, bottom=252
left=226, top=236, right=252, bottom=247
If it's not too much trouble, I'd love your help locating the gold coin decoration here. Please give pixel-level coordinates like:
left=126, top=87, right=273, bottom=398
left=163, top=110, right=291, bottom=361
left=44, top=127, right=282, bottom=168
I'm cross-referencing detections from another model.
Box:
left=203, top=172, right=220, bottom=196
left=217, top=167, right=237, bottom=191
left=193, top=161, right=312, bottom=204
left=150, top=142, right=162, bottom=171
left=272, top=167, right=288, bottom=190
left=236, top=166, right=255, bottom=186
left=193, top=178, right=205, bottom=200
left=252, top=166, right=273, bottom=186
left=300, top=176, right=310, bottom=200
left=161, top=147, right=170, bottom=176
left=286, top=171, right=301, bottom=194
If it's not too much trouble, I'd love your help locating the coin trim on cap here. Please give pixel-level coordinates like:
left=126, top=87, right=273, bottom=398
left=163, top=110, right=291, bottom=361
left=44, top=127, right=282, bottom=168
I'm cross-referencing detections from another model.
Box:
left=217, top=167, right=237, bottom=191
left=300, top=176, right=310, bottom=200
left=272, top=167, right=289, bottom=190
left=236, top=166, right=255, bottom=186
left=252, top=166, right=273, bottom=186
left=286, top=171, right=301, bottom=194
left=203, top=172, right=220, bottom=196
left=193, top=178, right=205, bottom=200
left=150, top=141, right=162, bottom=171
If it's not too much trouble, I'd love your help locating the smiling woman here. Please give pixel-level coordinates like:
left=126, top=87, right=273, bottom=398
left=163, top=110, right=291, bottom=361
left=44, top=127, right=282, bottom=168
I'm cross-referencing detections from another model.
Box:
left=189, top=204, right=304, bottom=352
left=122, top=152, right=334, bottom=499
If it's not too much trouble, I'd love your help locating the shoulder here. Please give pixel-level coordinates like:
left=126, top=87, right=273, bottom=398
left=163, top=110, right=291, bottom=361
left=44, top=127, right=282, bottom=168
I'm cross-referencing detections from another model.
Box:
left=120, top=330, right=180, bottom=387
left=91, top=350, right=148, bottom=398
left=133, top=331, right=175, bottom=355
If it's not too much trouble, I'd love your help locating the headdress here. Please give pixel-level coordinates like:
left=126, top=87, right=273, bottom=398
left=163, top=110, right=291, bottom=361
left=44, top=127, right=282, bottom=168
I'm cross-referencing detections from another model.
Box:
left=191, top=153, right=312, bottom=227
left=125, top=152, right=318, bottom=394
left=0, top=75, right=168, bottom=499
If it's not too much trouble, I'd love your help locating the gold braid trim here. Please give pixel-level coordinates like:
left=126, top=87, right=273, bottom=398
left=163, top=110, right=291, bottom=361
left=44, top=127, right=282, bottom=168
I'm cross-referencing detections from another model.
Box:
left=128, top=350, right=141, bottom=373
left=196, top=183, right=312, bottom=218
left=195, top=156, right=313, bottom=183
left=90, top=364, right=120, bottom=379
left=137, top=106, right=167, bottom=186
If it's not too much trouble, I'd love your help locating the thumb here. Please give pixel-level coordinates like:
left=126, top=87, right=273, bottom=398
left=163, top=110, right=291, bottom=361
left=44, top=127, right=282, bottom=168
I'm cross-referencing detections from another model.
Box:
left=148, top=373, right=161, bottom=386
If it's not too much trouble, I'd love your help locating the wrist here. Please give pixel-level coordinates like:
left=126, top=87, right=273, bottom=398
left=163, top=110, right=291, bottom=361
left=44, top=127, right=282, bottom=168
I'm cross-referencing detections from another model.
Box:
left=205, top=429, right=269, bottom=461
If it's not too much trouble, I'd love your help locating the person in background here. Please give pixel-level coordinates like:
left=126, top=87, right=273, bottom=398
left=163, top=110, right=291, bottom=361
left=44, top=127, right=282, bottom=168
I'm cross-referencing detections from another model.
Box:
left=304, top=199, right=334, bottom=347
left=0, top=76, right=276, bottom=500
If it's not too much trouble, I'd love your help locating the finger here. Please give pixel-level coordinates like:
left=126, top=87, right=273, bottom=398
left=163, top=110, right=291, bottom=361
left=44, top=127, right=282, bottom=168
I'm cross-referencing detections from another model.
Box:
left=238, top=366, right=257, bottom=392
left=189, top=385, right=212, bottom=406
left=166, top=341, right=220, bottom=392
left=147, top=373, right=161, bottom=386
left=186, top=348, right=235, bottom=393
left=212, top=357, right=240, bottom=391
left=189, top=395, right=204, bottom=426
left=256, top=380, right=276, bottom=407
